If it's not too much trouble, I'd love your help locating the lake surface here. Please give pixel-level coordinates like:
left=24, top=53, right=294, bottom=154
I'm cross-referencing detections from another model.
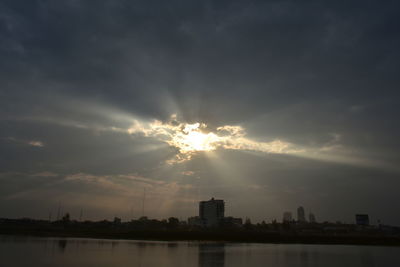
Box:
left=0, top=236, right=399, bottom=267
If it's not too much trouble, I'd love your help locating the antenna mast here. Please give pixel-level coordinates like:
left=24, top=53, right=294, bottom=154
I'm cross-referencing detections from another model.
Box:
left=142, top=188, right=146, bottom=217
left=56, top=202, right=61, bottom=221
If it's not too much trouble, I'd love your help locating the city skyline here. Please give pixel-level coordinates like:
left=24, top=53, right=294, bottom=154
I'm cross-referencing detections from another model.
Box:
left=5, top=197, right=380, bottom=227
left=1, top=1, right=400, bottom=225
left=6, top=197, right=376, bottom=228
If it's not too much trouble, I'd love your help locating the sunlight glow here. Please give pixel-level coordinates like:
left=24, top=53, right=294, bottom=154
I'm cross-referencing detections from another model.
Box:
left=21, top=98, right=398, bottom=171
left=126, top=114, right=298, bottom=164
left=171, top=123, right=220, bottom=152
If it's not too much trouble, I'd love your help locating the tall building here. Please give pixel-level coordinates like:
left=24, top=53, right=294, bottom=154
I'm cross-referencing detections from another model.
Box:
left=282, top=212, right=292, bottom=223
left=297, top=206, right=306, bottom=223
left=309, top=212, right=316, bottom=223
left=199, top=198, right=225, bottom=227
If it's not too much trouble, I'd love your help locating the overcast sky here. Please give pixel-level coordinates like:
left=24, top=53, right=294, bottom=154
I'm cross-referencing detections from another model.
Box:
left=1, top=0, right=400, bottom=224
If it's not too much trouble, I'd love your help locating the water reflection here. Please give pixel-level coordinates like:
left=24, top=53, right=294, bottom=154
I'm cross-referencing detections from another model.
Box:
left=359, top=249, right=376, bottom=267
left=0, top=236, right=399, bottom=267
left=300, top=248, right=309, bottom=267
left=57, top=239, right=67, bottom=252
left=168, top=242, right=178, bottom=248
left=198, top=243, right=225, bottom=267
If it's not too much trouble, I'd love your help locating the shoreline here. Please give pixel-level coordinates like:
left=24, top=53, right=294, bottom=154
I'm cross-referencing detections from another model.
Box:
left=1, top=229, right=400, bottom=247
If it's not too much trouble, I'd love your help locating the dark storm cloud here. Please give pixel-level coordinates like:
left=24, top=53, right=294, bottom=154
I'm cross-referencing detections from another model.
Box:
left=1, top=0, right=400, bottom=222
left=1, top=0, right=399, bottom=138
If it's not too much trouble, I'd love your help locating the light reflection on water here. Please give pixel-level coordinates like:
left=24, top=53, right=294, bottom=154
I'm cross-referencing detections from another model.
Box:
left=0, top=236, right=399, bottom=267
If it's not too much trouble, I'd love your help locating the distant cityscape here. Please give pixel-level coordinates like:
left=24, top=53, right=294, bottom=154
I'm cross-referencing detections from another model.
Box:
left=1, top=197, right=399, bottom=246
left=187, top=197, right=372, bottom=228
left=0, top=197, right=380, bottom=230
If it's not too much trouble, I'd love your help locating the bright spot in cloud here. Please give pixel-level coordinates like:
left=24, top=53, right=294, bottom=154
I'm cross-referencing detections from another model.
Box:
left=172, top=123, right=220, bottom=152
left=127, top=114, right=299, bottom=164
left=28, top=141, right=44, bottom=147
left=6, top=137, right=44, bottom=147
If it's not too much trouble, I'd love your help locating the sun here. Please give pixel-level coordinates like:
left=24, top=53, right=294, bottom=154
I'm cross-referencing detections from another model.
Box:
left=170, top=123, right=221, bottom=153
left=184, top=131, right=217, bottom=151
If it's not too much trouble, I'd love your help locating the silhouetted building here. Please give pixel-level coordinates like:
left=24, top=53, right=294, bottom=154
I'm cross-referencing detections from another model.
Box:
left=222, top=216, right=243, bottom=226
left=355, top=214, right=370, bottom=226
left=297, top=206, right=306, bottom=223
left=199, top=198, right=225, bottom=227
left=283, top=212, right=292, bottom=223
left=309, top=213, right=316, bottom=223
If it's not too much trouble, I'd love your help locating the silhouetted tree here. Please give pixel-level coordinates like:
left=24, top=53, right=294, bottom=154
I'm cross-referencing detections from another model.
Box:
left=113, top=217, right=121, bottom=225
left=62, top=213, right=70, bottom=223
left=272, top=219, right=279, bottom=230
left=168, top=217, right=179, bottom=228
left=244, top=218, right=252, bottom=230
left=260, top=220, right=268, bottom=230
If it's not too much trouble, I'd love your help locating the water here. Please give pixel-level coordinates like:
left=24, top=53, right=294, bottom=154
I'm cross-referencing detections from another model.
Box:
left=0, top=236, right=399, bottom=267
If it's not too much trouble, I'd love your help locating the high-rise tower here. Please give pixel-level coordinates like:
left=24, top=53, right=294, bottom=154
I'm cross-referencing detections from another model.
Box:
left=199, top=198, right=225, bottom=227
left=297, top=206, right=306, bottom=223
left=309, top=212, right=316, bottom=223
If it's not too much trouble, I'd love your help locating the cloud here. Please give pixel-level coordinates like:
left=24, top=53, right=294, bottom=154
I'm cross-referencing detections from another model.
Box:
left=181, top=171, right=195, bottom=176
left=6, top=102, right=394, bottom=171
left=126, top=114, right=394, bottom=170
left=27, top=140, right=44, bottom=147
left=31, top=171, right=58, bottom=177
left=5, top=137, right=44, bottom=147
left=127, top=114, right=301, bottom=163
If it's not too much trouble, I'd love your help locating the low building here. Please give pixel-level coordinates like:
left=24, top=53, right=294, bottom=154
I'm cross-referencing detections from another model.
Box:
left=283, top=212, right=292, bottom=223
left=222, top=216, right=243, bottom=226
left=355, top=214, right=370, bottom=226
left=187, top=216, right=203, bottom=226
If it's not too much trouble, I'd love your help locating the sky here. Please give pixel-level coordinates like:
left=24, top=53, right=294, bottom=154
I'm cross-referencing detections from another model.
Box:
left=1, top=0, right=400, bottom=224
